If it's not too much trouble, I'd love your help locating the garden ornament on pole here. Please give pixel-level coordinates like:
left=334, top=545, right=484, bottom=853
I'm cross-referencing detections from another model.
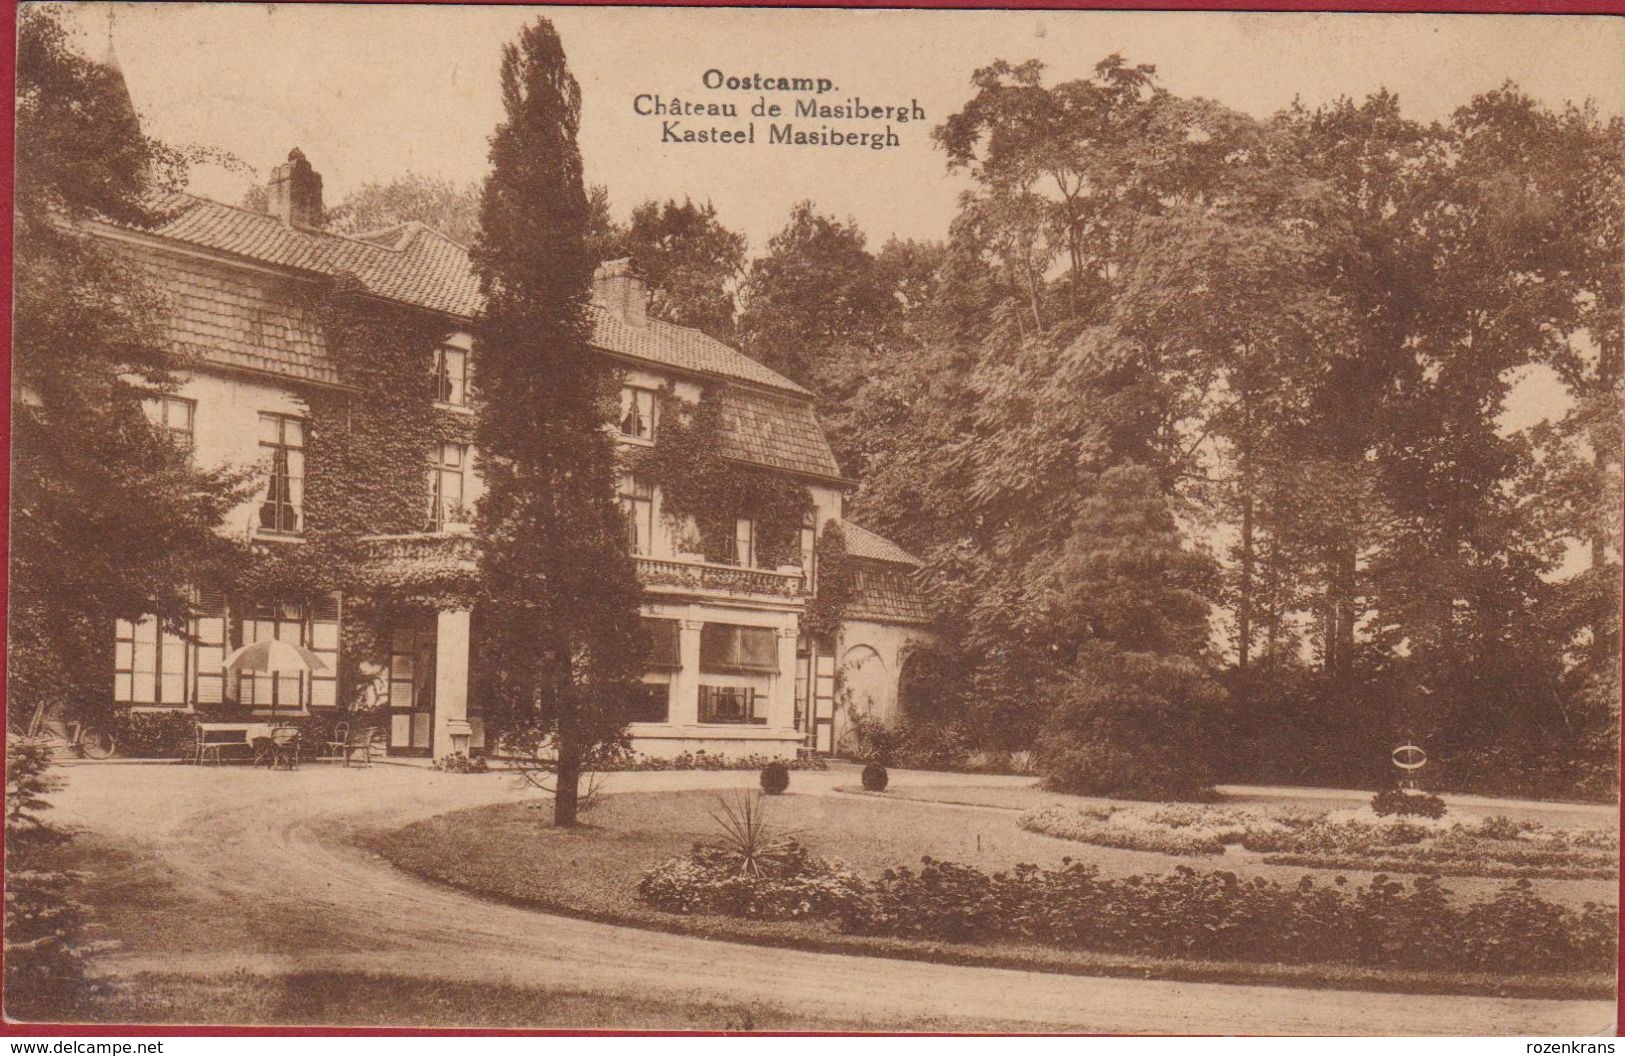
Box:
left=1392, top=741, right=1427, bottom=791
left=222, top=639, right=327, bottom=720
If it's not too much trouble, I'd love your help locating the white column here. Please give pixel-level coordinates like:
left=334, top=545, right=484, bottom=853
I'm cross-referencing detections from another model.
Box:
left=773, top=625, right=799, bottom=730
left=672, top=618, right=703, bottom=727
left=432, top=608, right=471, bottom=758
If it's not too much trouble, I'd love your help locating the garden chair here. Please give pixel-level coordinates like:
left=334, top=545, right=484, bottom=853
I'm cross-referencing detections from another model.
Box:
left=342, top=726, right=382, bottom=768
left=268, top=725, right=301, bottom=770
left=320, top=721, right=350, bottom=763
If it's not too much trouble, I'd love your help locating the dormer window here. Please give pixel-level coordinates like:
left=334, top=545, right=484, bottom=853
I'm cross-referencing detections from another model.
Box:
left=434, top=346, right=468, bottom=407
left=619, top=386, right=655, bottom=441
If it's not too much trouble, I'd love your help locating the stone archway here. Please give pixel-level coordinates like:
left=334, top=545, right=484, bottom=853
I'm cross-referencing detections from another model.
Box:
left=832, top=643, right=889, bottom=758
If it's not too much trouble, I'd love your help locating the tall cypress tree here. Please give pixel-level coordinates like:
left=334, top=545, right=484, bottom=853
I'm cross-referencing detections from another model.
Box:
left=470, top=18, right=644, bottom=826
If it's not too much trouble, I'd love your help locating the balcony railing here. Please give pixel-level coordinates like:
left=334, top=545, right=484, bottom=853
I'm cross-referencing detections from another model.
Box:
left=359, top=530, right=479, bottom=570
left=634, top=555, right=805, bottom=599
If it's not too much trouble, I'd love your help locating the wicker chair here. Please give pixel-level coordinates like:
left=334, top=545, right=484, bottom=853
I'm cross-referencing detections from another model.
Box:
left=343, top=726, right=382, bottom=768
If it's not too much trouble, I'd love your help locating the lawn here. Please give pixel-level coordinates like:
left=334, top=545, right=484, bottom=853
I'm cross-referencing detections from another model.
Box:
left=369, top=788, right=1614, bottom=999
left=11, top=970, right=1050, bottom=1032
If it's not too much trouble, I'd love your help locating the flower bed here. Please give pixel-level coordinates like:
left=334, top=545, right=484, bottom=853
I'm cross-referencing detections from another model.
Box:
left=1021, top=802, right=1617, bottom=881
left=638, top=848, right=1614, bottom=975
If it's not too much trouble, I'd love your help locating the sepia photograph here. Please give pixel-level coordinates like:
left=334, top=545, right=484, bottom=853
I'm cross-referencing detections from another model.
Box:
left=5, top=0, right=1622, bottom=1038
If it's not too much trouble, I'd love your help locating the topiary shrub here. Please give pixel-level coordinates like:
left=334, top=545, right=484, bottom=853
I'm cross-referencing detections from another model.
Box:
left=861, top=763, right=889, bottom=792
left=1371, top=788, right=1447, bottom=819
left=760, top=761, right=790, bottom=795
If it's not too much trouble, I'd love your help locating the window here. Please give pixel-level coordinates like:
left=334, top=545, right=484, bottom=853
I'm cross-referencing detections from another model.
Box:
left=723, top=517, right=755, bottom=568
left=800, top=509, right=818, bottom=581
left=629, top=680, right=670, bottom=723
left=619, top=386, right=655, bottom=441
left=619, top=476, right=654, bottom=555
left=699, top=623, right=778, bottom=675
left=258, top=413, right=306, bottom=534
left=426, top=443, right=469, bottom=531
left=111, top=591, right=227, bottom=708
left=114, top=615, right=189, bottom=707
left=434, top=346, right=468, bottom=407
left=234, top=595, right=340, bottom=711
left=642, top=617, right=680, bottom=670
left=699, top=685, right=764, bottom=725
left=145, top=395, right=195, bottom=446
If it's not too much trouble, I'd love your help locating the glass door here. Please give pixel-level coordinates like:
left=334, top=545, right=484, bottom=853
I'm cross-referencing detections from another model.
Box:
left=387, top=626, right=437, bottom=755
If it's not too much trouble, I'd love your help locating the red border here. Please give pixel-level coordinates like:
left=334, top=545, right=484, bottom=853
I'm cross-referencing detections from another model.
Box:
left=1, top=0, right=1621, bottom=1039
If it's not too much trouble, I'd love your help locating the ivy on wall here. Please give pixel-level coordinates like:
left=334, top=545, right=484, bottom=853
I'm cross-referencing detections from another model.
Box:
left=228, top=276, right=478, bottom=710
left=633, top=386, right=811, bottom=569
left=804, top=519, right=854, bottom=643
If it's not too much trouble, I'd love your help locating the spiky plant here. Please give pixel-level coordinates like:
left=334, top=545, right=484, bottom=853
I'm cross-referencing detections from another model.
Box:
left=704, top=790, right=802, bottom=878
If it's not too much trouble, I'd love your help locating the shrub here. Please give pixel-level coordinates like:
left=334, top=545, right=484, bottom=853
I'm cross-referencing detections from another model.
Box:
left=1371, top=789, right=1447, bottom=819
left=760, top=762, right=790, bottom=795
left=1474, top=815, right=1536, bottom=842
left=433, top=751, right=489, bottom=774
left=5, top=739, right=101, bottom=1019
left=574, top=749, right=826, bottom=773
left=861, top=763, right=889, bottom=792
left=108, top=710, right=197, bottom=758
left=838, top=858, right=1613, bottom=974
left=638, top=844, right=868, bottom=920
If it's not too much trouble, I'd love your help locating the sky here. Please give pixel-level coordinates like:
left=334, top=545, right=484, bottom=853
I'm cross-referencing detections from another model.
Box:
left=62, top=3, right=1625, bottom=255
left=52, top=1, right=1617, bottom=445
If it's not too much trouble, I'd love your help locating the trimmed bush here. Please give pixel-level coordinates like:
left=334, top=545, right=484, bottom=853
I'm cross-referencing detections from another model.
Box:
left=1371, top=789, right=1447, bottom=819
left=109, top=710, right=197, bottom=758
left=861, top=763, right=889, bottom=792
left=759, top=762, right=790, bottom=795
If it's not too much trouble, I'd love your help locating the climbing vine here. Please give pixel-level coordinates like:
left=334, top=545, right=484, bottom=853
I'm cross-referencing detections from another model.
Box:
left=804, top=519, right=854, bottom=643
left=228, top=275, right=478, bottom=709
left=633, top=386, right=811, bottom=568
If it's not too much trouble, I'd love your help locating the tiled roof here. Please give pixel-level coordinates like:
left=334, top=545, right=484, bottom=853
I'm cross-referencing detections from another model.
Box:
left=846, top=562, right=933, bottom=625
left=121, top=240, right=338, bottom=386
left=592, top=310, right=808, bottom=396
left=839, top=521, right=923, bottom=566
left=713, top=387, right=842, bottom=481
left=144, top=194, right=481, bottom=319
left=131, top=194, right=809, bottom=396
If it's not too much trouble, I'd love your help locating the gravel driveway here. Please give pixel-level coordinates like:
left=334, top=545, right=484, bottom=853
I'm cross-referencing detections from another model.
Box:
left=46, top=761, right=1616, bottom=1034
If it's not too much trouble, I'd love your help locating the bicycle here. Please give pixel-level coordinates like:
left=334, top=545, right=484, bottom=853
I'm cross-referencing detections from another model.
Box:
left=7, top=705, right=117, bottom=760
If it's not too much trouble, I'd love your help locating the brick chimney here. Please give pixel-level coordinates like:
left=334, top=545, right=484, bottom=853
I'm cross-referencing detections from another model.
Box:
left=591, top=258, right=648, bottom=327
left=268, top=148, right=324, bottom=229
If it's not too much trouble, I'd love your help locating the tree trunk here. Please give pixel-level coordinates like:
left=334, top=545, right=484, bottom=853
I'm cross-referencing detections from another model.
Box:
left=551, top=635, right=581, bottom=828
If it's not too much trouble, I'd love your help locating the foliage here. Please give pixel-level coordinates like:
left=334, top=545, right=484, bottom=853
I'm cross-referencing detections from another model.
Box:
left=470, top=17, right=647, bottom=826
left=632, top=388, right=811, bottom=567
left=802, top=521, right=853, bottom=642
left=1022, top=805, right=1228, bottom=857
left=759, top=762, right=791, bottom=795
left=577, top=745, right=826, bottom=773
left=703, top=791, right=801, bottom=878
left=433, top=751, right=490, bottom=774
left=5, top=738, right=101, bottom=1019
left=839, top=859, right=1614, bottom=975
left=861, top=763, right=889, bottom=792
left=638, top=843, right=868, bottom=920
left=1371, top=789, right=1448, bottom=820
left=623, top=198, right=747, bottom=337
left=108, top=710, right=197, bottom=758
left=10, top=7, right=254, bottom=729
left=735, top=201, right=898, bottom=391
